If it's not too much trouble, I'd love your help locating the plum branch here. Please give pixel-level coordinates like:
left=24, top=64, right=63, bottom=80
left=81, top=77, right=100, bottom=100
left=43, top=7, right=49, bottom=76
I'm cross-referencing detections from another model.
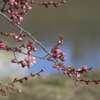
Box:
left=0, top=0, right=100, bottom=96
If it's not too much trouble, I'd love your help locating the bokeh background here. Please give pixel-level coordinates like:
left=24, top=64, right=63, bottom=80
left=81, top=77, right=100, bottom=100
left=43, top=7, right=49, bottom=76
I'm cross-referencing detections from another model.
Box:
left=0, top=0, right=100, bottom=99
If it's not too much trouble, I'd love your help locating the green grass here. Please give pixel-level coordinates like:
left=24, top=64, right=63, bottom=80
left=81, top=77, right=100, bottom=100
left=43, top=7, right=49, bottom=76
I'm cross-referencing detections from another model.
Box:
left=0, top=69, right=100, bottom=100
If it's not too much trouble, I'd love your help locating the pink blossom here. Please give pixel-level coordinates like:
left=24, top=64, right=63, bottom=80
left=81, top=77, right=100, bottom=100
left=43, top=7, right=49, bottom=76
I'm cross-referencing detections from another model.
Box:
left=33, top=48, right=37, bottom=51
left=21, top=5, right=26, bottom=9
left=25, top=56, right=36, bottom=65
left=25, top=76, right=29, bottom=80
left=9, top=33, right=14, bottom=36
left=29, top=40, right=33, bottom=44
left=18, top=16, right=23, bottom=22
left=56, top=49, right=61, bottom=53
left=22, top=10, right=26, bottom=14
left=82, top=66, right=88, bottom=70
left=14, top=35, right=18, bottom=40
left=76, top=69, right=81, bottom=78
left=17, top=89, right=21, bottom=93
left=16, top=22, right=20, bottom=25
left=20, top=33, right=24, bottom=37
left=49, top=1, right=53, bottom=4
left=0, top=42, right=6, bottom=49
left=25, top=0, right=30, bottom=3
left=27, top=50, right=32, bottom=55
left=76, top=72, right=80, bottom=78
left=57, top=40, right=61, bottom=44
left=31, top=0, right=34, bottom=4
left=27, top=6, right=32, bottom=11
left=17, top=37, right=23, bottom=42
left=14, top=12, right=18, bottom=16
left=63, top=71, right=67, bottom=74
left=7, top=9, right=11, bottom=14
left=14, top=1, right=18, bottom=6
left=61, top=56, right=66, bottom=61
left=11, top=14, right=17, bottom=19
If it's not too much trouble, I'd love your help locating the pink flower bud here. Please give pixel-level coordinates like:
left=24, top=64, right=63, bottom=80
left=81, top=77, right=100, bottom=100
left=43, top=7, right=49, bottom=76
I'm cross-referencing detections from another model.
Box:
left=14, top=1, right=18, bottom=6
left=41, top=69, right=45, bottom=71
left=17, top=89, right=21, bottom=93
left=11, top=7, right=15, bottom=11
left=9, top=33, right=14, bottom=36
left=63, top=71, right=67, bottom=74
left=13, top=59, right=17, bottom=63
left=25, top=76, right=29, bottom=80
left=57, top=40, right=61, bottom=44
left=22, top=10, right=26, bottom=14
left=62, top=0, right=66, bottom=3
left=31, top=0, right=34, bottom=4
left=16, top=46, right=20, bottom=50
left=54, top=4, right=58, bottom=7
left=18, top=37, right=23, bottom=42
left=58, top=67, right=60, bottom=70
left=16, top=22, right=20, bottom=25
left=22, top=63, right=26, bottom=67
left=27, top=50, right=32, bottom=55
left=85, top=70, right=88, bottom=73
left=75, top=81, right=78, bottom=86
left=14, top=35, right=18, bottom=40
left=38, top=73, right=41, bottom=77
left=11, top=59, right=14, bottom=63
left=21, top=5, right=26, bottom=9
left=29, top=40, right=33, bottom=44
left=33, top=48, right=37, bottom=51
left=49, top=1, right=53, bottom=4
left=61, top=56, right=66, bottom=61
left=11, top=14, right=17, bottom=19
left=27, top=6, right=32, bottom=11
left=48, top=57, right=51, bottom=61
left=53, top=65, right=56, bottom=68
left=88, top=79, right=91, bottom=82
left=14, top=12, right=18, bottom=16
left=62, top=67, right=65, bottom=70
left=7, top=9, right=11, bottom=14
left=20, top=33, right=24, bottom=37
left=68, top=73, right=72, bottom=77
left=73, top=71, right=76, bottom=74
left=58, top=3, right=60, bottom=6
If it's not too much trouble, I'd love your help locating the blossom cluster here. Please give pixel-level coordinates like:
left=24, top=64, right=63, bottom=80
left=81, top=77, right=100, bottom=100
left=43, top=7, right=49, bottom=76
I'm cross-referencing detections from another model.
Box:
left=39, top=0, right=66, bottom=8
left=0, top=69, right=45, bottom=96
left=11, top=39, right=37, bottom=69
left=5, top=0, right=34, bottom=25
left=0, top=30, right=24, bottom=42
left=0, top=0, right=100, bottom=97
left=0, top=30, right=37, bottom=69
left=0, top=0, right=66, bottom=25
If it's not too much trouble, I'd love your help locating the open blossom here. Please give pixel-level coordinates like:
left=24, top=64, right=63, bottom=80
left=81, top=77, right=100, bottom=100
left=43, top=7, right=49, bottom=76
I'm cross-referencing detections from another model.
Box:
left=82, top=66, right=88, bottom=70
left=27, top=6, right=32, bottom=11
left=25, top=56, right=36, bottom=65
left=0, top=42, right=6, bottom=49
left=76, top=72, right=80, bottom=78
left=18, top=16, right=23, bottom=22
left=76, top=69, right=81, bottom=78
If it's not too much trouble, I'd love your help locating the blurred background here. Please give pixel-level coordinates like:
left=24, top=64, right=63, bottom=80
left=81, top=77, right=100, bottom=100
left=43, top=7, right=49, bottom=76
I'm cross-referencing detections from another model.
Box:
left=0, top=0, right=100, bottom=99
